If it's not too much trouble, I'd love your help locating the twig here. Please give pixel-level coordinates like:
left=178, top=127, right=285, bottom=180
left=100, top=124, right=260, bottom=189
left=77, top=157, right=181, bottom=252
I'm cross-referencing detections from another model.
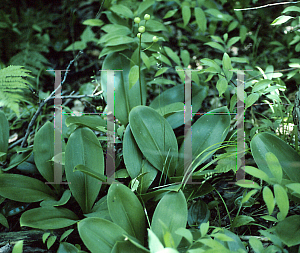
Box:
left=234, top=1, right=300, bottom=11
left=21, top=51, right=83, bottom=147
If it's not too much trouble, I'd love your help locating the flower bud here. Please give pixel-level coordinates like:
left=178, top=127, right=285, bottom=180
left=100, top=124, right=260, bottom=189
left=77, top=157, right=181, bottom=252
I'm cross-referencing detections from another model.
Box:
left=138, top=26, right=145, bottom=33
left=137, top=33, right=141, bottom=38
left=152, top=36, right=158, bottom=42
left=144, top=14, right=150, bottom=20
left=134, top=17, right=140, bottom=24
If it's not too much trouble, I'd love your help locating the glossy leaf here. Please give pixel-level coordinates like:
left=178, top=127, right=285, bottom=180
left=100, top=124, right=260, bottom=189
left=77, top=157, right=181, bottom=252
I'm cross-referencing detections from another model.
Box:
left=263, top=186, right=275, bottom=215
left=271, top=15, right=294, bottom=25
left=123, top=124, right=143, bottom=179
left=151, top=190, right=187, bottom=248
left=78, top=217, right=128, bottom=253
left=232, top=215, right=255, bottom=227
left=177, top=106, right=230, bottom=176
left=164, top=46, right=181, bottom=66
left=0, top=173, right=55, bottom=202
left=275, top=215, right=300, bottom=247
left=20, top=207, right=78, bottom=229
left=129, top=106, right=178, bottom=176
left=188, top=199, right=210, bottom=228
left=182, top=4, right=191, bottom=27
left=195, top=7, right=206, bottom=32
left=65, top=115, right=106, bottom=130
left=265, top=152, right=282, bottom=184
left=33, top=121, right=58, bottom=184
left=250, top=132, right=300, bottom=182
left=101, top=50, right=146, bottom=124
left=65, top=127, right=104, bottom=213
left=129, top=65, right=139, bottom=90
left=0, top=110, right=9, bottom=162
left=40, top=189, right=71, bottom=207
left=274, top=184, right=289, bottom=221
left=107, top=184, right=145, bottom=243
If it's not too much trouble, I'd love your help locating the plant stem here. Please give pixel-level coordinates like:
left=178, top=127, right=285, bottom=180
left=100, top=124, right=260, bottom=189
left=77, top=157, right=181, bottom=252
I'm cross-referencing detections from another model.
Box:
left=139, top=35, right=142, bottom=105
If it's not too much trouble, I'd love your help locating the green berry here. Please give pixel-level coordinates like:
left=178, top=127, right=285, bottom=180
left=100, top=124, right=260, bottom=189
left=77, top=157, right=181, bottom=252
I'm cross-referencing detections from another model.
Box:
left=134, top=17, right=140, bottom=24
left=152, top=36, right=158, bottom=42
left=137, top=33, right=141, bottom=38
left=144, top=14, right=150, bottom=20
left=138, top=26, right=145, bottom=33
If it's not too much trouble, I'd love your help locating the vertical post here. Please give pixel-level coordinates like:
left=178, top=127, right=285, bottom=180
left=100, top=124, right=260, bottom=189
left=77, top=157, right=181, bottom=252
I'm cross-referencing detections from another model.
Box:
left=46, top=70, right=69, bottom=185
left=106, top=70, right=115, bottom=184
left=184, top=69, right=193, bottom=184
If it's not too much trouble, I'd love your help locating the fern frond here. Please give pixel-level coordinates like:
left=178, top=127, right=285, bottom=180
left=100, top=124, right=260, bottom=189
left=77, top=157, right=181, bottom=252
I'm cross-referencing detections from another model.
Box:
left=0, top=65, right=33, bottom=116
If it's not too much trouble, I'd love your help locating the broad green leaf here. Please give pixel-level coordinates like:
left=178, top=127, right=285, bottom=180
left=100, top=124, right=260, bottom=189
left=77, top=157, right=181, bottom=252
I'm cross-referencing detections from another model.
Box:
left=164, top=46, right=181, bottom=66
left=275, top=215, right=300, bottom=247
left=180, top=50, right=190, bottom=67
left=205, top=42, right=225, bottom=52
left=252, top=79, right=272, bottom=92
left=274, top=184, right=289, bottom=221
left=232, top=215, right=255, bottom=227
left=228, top=20, right=238, bottom=32
left=214, top=229, right=247, bottom=252
left=139, top=160, right=158, bottom=193
left=249, top=236, right=265, bottom=253
left=0, top=212, right=8, bottom=228
left=0, top=110, right=9, bottom=162
left=151, top=191, right=187, bottom=248
left=245, top=93, right=259, bottom=109
left=33, top=121, right=57, bottom=184
left=156, top=102, right=184, bottom=117
left=182, top=4, right=191, bottom=27
left=110, top=4, right=133, bottom=18
left=128, top=65, right=139, bottom=90
left=20, top=207, right=78, bottom=229
left=73, top=164, right=107, bottom=182
left=123, top=124, right=143, bottom=179
left=148, top=229, right=164, bottom=252
left=250, top=132, right=300, bottom=182
left=57, top=242, right=80, bottom=253
left=101, top=24, right=131, bottom=34
left=282, top=6, right=300, bottom=13
left=188, top=199, right=210, bottom=228
left=99, top=45, right=129, bottom=59
left=40, top=189, right=71, bottom=207
left=271, top=15, right=294, bottom=25
left=12, top=240, right=23, bottom=253
left=129, top=106, right=178, bottom=177
left=226, top=37, right=240, bottom=48
left=177, top=106, right=230, bottom=176
left=163, top=9, right=178, bottom=19
left=107, top=184, right=145, bottom=243
left=136, top=0, right=155, bottom=16
left=65, top=115, right=106, bottom=130
left=222, top=53, right=233, bottom=80
left=155, top=67, right=169, bottom=77
left=83, top=19, right=104, bottom=27
left=265, top=152, right=282, bottom=184
left=112, top=240, right=149, bottom=253
left=200, top=58, right=222, bottom=73
left=141, top=52, right=151, bottom=70
left=245, top=166, right=270, bottom=183
left=241, top=190, right=257, bottom=204
left=101, top=50, right=146, bottom=124
left=78, top=217, right=128, bottom=253
left=235, top=180, right=261, bottom=189
left=286, top=183, right=300, bottom=198
left=65, top=127, right=104, bottom=213
left=216, top=76, right=228, bottom=96
left=146, top=20, right=168, bottom=32
left=105, top=36, right=135, bottom=47
left=0, top=173, right=55, bottom=202
left=175, top=228, right=193, bottom=245
left=195, top=7, right=206, bottom=32
left=263, top=186, right=275, bottom=215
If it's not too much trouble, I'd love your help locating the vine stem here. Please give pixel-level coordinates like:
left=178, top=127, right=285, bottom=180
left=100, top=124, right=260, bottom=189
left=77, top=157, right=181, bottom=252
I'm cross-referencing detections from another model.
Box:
left=21, top=51, right=83, bottom=147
